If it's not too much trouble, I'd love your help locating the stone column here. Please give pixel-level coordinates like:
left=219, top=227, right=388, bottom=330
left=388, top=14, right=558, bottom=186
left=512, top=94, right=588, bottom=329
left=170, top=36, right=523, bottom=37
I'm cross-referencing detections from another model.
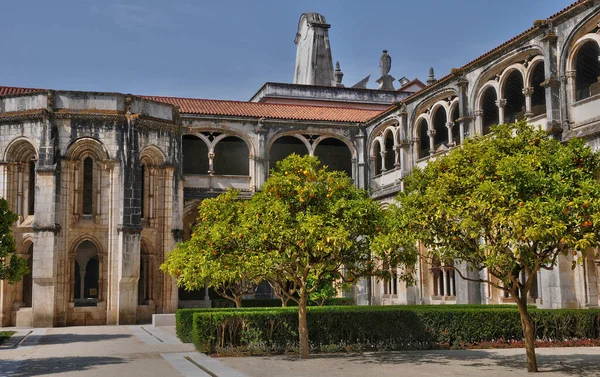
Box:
left=454, top=261, right=483, bottom=304
left=393, top=145, right=401, bottom=169
left=412, top=138, right=420, bottom=162
left=354, top=126, right=368, bottom=189
left=164, top=166, right=180, bottom=314
left=474, top=110, right=484, bottom=136
left=379, top=151, right=387, bottom=172
left=254, top=127, right=268, bottom=190
left=565, top=71, right=577, bottom=111
left=523, top=87, right=534, bottom=118
left=442, top=269, right=449, bottom=297
left=427, top=129, right=436, bottom=155
left=446, top=122, right=454, bottom=146
left=456, top=74, right=470, bottom=142
left=207, top=151, right=214, bottom=175
left=399, top=141, right=409, bottom=177
left=496, top=99, right=507, bottom=124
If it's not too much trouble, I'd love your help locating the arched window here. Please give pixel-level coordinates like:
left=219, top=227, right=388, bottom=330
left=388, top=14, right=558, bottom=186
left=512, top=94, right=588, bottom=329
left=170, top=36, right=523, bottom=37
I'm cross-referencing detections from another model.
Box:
left=433, top=107, right=449, bottom=151
left=82, top=157, right=94, bottom=215
left=140, top=164, right=146, bottom=219
left=481, top=87, right=499, bottom=135
left=418, top=119, right=430, bottom=159
left=575, top=41, right=600, bottom=101
left=28, top=160, right=35, bottom=215
left=73, top=240, right=100, bottom=306
left=138, top=246, right=152, bottom=305
left=21, top=243, right=33, bottom=308
left=451, top=105, right=460, bottom=145
left=373, top=141, right=382, bottom=175
left=503, top=70, right=525, bottom=123
left=182, top=135, right=209, bottom=175
left=5, top=140, right=37, bottom=219
left=384, top=131, right=395, bottom=171
left=530, top=62, right=546, bottom=117
left=269, top=136, right=308, bottom=172
left=314, top=138, right=353, bottom=177
left=213, top=136, right=250, bottom=175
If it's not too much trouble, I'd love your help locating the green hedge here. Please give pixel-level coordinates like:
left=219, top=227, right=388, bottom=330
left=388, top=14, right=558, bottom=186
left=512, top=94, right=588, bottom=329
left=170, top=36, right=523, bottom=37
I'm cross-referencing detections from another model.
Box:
left=189, top=306, right=600, bottom=353
left=176, top=304, right=514, bottom=343
left=212, top=297, right=355, bottom=308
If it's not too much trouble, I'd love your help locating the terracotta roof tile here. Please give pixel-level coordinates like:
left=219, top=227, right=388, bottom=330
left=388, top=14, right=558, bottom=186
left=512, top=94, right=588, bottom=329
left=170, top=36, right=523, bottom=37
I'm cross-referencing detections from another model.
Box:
left=142, top=95, right=383, bottom=123
left=0, top=86, right=45, bottom=96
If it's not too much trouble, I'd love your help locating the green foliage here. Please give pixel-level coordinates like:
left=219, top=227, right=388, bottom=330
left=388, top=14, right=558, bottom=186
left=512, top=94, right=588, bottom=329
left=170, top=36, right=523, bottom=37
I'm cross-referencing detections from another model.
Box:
left=189, top=306, right=600, bottom=353
left=0, top=197, right=27, bottom=283
left=391, top=121, right=600, bottom=299
left=0, top=331, right=15, bottom=345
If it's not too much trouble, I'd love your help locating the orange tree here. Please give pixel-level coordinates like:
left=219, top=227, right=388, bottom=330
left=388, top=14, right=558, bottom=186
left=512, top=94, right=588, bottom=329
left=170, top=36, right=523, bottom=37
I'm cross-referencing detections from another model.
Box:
left=161, top=190, right=267, bottom=308
left=0, top=198, right=27, bottom=283
left=389, top=120, right=600, bottom=372
left=243, top=154, right=414, bottom=359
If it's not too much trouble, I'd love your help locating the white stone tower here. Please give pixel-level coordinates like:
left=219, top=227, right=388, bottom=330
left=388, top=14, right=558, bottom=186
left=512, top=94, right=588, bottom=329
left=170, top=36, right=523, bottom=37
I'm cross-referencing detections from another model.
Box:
left=293, top=13, right=335, bottom=87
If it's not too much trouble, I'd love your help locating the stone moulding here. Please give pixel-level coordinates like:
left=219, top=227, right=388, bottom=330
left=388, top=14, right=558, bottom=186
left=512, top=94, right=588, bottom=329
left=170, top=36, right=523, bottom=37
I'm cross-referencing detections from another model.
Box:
left=32, top=223, right=61, bottom=234
left=117, top=224, right=143, bottom=234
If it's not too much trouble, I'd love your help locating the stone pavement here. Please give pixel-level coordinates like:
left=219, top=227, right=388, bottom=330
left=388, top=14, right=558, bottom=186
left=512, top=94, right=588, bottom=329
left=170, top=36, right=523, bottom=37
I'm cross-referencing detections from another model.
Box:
left=218, top=347, right=600, bottom=377
left=0, top=325, right=246, bottom=377
left=0, top=325, right=598, bottom=377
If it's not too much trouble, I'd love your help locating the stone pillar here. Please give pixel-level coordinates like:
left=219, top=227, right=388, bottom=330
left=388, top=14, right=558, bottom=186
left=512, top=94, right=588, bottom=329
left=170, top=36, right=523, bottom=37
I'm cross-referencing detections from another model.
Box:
left=456, top=74, right=470, bottom=142
left=427, top=129, right=436, bottom=155
left=565, top=71, right=577, bottom=107
left=442, top=270, right=449, bottom=297
left=116, top=226, right=141, bottom=324
left=354, top=126, right=367, bottom=189
left=254, top=126, right=268, bottom=190
left=523, top=87, right=534, bottom=118
left=393, top=145, right=400, bottom=169
left=164, top=166, right=181, bottom=314
left=454, top=261, right=482, bottom=304
left=379, top=151, right=387, bottom=172
left=474, top=110, right=484, bottom=136
left=540, top=28, right=562, bottom=138
left=446, top=122, right=454, bottom=146
left=496, top=99, right=507, bottom=124
left=539, top=254, right=579, bottom=309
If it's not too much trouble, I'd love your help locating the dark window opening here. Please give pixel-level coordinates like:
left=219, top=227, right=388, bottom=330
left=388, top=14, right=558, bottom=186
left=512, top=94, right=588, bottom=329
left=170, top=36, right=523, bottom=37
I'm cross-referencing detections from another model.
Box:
left=433, top=107, right=449, bottom=151
left=74, top=241, right=100, bottom=307
left=213, top=136, right=249, bottom=175
left=82, top=157, right=93, bottom=215
left=481, top=87, right=499, bottom=135
left=140, top=165, right=145, bottom=219
left=269, top=136, right=308, bottom=173
left=22, top=244, right=33, bottom=307
left=373, top=142, right=382, bottom=175
left=503, top=71, right=526, bottom=123
left=28, top=160, right=35, bottom=215
left=384, top=132, right=395, bottom=171
left=138, top=252, right=151, bottom=305
left=182, top=135, right=209, bottom=175
left=451, top=107, right=460, bottom=145
left=418, top=120, right=430, bottom=159
left=314, top=138, right=352, bottom=177
left=575, top=41, right=600, bottom=101
left=530, top=62, right=546, bottom=116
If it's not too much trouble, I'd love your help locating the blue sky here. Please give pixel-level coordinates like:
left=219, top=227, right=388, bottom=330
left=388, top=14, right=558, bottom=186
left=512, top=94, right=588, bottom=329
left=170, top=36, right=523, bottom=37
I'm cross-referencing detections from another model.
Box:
left=1, top=0, right=573, bottom=101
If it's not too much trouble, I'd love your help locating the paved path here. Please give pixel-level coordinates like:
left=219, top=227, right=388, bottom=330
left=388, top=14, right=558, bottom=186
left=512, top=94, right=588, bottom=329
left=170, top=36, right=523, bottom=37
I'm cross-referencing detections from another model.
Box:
left=218, top=347, right=600, bottom=377
left=1, top=326, right=599, bottom=376
left=0, top=325, right=246, bottom=377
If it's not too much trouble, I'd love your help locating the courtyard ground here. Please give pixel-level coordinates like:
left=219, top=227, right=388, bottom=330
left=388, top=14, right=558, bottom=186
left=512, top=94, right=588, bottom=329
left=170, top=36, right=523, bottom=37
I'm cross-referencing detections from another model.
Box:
left=0, top=325, right=597, bottom=376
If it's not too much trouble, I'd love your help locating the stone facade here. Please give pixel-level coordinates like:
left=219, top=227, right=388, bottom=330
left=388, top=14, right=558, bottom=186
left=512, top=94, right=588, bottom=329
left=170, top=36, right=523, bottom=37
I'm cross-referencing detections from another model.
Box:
left=1, top=1, right=600, bottom=327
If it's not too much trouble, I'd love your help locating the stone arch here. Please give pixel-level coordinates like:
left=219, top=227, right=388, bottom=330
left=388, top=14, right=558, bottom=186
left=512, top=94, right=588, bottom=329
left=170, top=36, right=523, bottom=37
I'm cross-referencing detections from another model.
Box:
left=212, top=135, right=250, bottom=176
left=501, top=69, right=526, bottom=123
left=70, top=236, right=105, bottom=306
left=138, top=239, right=154, bottom=305
left=476, top=84, right=500, bottom=135
left=64, top=137, right=109, bottom=161
left=313, top=137, right=353, bottom=177
left=4, top=138, right=38, bottom=218
left=415, top=115, right=430, bottom=159
left=431, top=105, right=449, bottom=151
left=182, top=134, right=210, bottom=175
left=139, top=145, right=166, bottom=166
left=268, top=134, right=310, bottom=172
left=567, top=35, right=600, bottom=102
left=18, top=239, right=34, bottom=308
left=498, top=64, right=527, bottom=97
left=4, top=138, right=38, bottom=162
left=182, top=201, right=202, bottom=241
left=449, top=99, right=461, bottom=145
left=527, top=59, right=547, bottom=117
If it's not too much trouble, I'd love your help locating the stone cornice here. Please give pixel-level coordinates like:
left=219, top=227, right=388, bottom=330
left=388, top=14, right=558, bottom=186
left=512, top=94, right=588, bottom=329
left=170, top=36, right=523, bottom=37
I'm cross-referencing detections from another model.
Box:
left=0, top=109, right=46, bottom=122
left=32, top=223, right=61, bottom=234
left=117, top=224, right=143, bottom=234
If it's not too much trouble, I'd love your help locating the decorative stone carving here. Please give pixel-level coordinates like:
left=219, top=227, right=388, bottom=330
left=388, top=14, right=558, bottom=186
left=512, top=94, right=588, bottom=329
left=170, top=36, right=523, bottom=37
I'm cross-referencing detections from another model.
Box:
left=427, top=129, right=436, bottom=137
left=46, top=91, right=55, bottom=112
left=427, top=67, right=437, bottom=86
left=522, top=87, right=535, bottom=96
left=495, top=99, right=507, bottom=108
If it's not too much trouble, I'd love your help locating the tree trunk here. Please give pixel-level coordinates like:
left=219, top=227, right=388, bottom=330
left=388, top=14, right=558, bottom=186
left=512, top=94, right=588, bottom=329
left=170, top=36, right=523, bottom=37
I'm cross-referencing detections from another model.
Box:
left=516, top=297, right=538, bottom=372
left=298, top=292, right=310, bottom=359
left=234, top=295, right=242, bottom=308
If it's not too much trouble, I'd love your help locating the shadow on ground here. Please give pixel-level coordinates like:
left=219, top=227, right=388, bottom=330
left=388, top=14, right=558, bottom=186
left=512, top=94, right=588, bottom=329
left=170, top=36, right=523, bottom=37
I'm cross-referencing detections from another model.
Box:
left=277, top=350, right=600, bottom=376
left=0, top=356, right=127, bottom=377
left=30, top=333, right=131, bottom=346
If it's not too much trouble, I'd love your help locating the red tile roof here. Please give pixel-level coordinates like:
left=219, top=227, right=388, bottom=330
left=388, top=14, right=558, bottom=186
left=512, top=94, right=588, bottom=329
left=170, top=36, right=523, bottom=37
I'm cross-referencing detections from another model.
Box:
left=142, top=95, right=384, bottom=123
left=0, top=86, right=45, bottom=96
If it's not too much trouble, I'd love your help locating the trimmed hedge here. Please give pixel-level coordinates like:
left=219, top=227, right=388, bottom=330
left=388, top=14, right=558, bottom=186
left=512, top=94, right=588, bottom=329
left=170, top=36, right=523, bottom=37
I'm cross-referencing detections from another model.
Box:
left=189, top=306, right=600, bottom=353
left=212, top=297, right=355, bottom=308
left=176, top=304, right=520, bottom=343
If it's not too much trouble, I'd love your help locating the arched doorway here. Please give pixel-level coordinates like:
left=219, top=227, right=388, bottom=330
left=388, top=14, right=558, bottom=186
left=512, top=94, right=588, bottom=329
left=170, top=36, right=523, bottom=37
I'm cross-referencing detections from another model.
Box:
left=73, top=240, right=100, bottom=307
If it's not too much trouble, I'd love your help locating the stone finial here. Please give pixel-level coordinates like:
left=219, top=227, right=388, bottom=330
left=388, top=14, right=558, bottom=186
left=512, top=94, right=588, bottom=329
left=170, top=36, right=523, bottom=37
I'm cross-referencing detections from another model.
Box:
left=380, top=50, right=391, bottom=76
left=427, top=67, right=437, bottom=85
left=334, top=61, right=345, bottom=87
